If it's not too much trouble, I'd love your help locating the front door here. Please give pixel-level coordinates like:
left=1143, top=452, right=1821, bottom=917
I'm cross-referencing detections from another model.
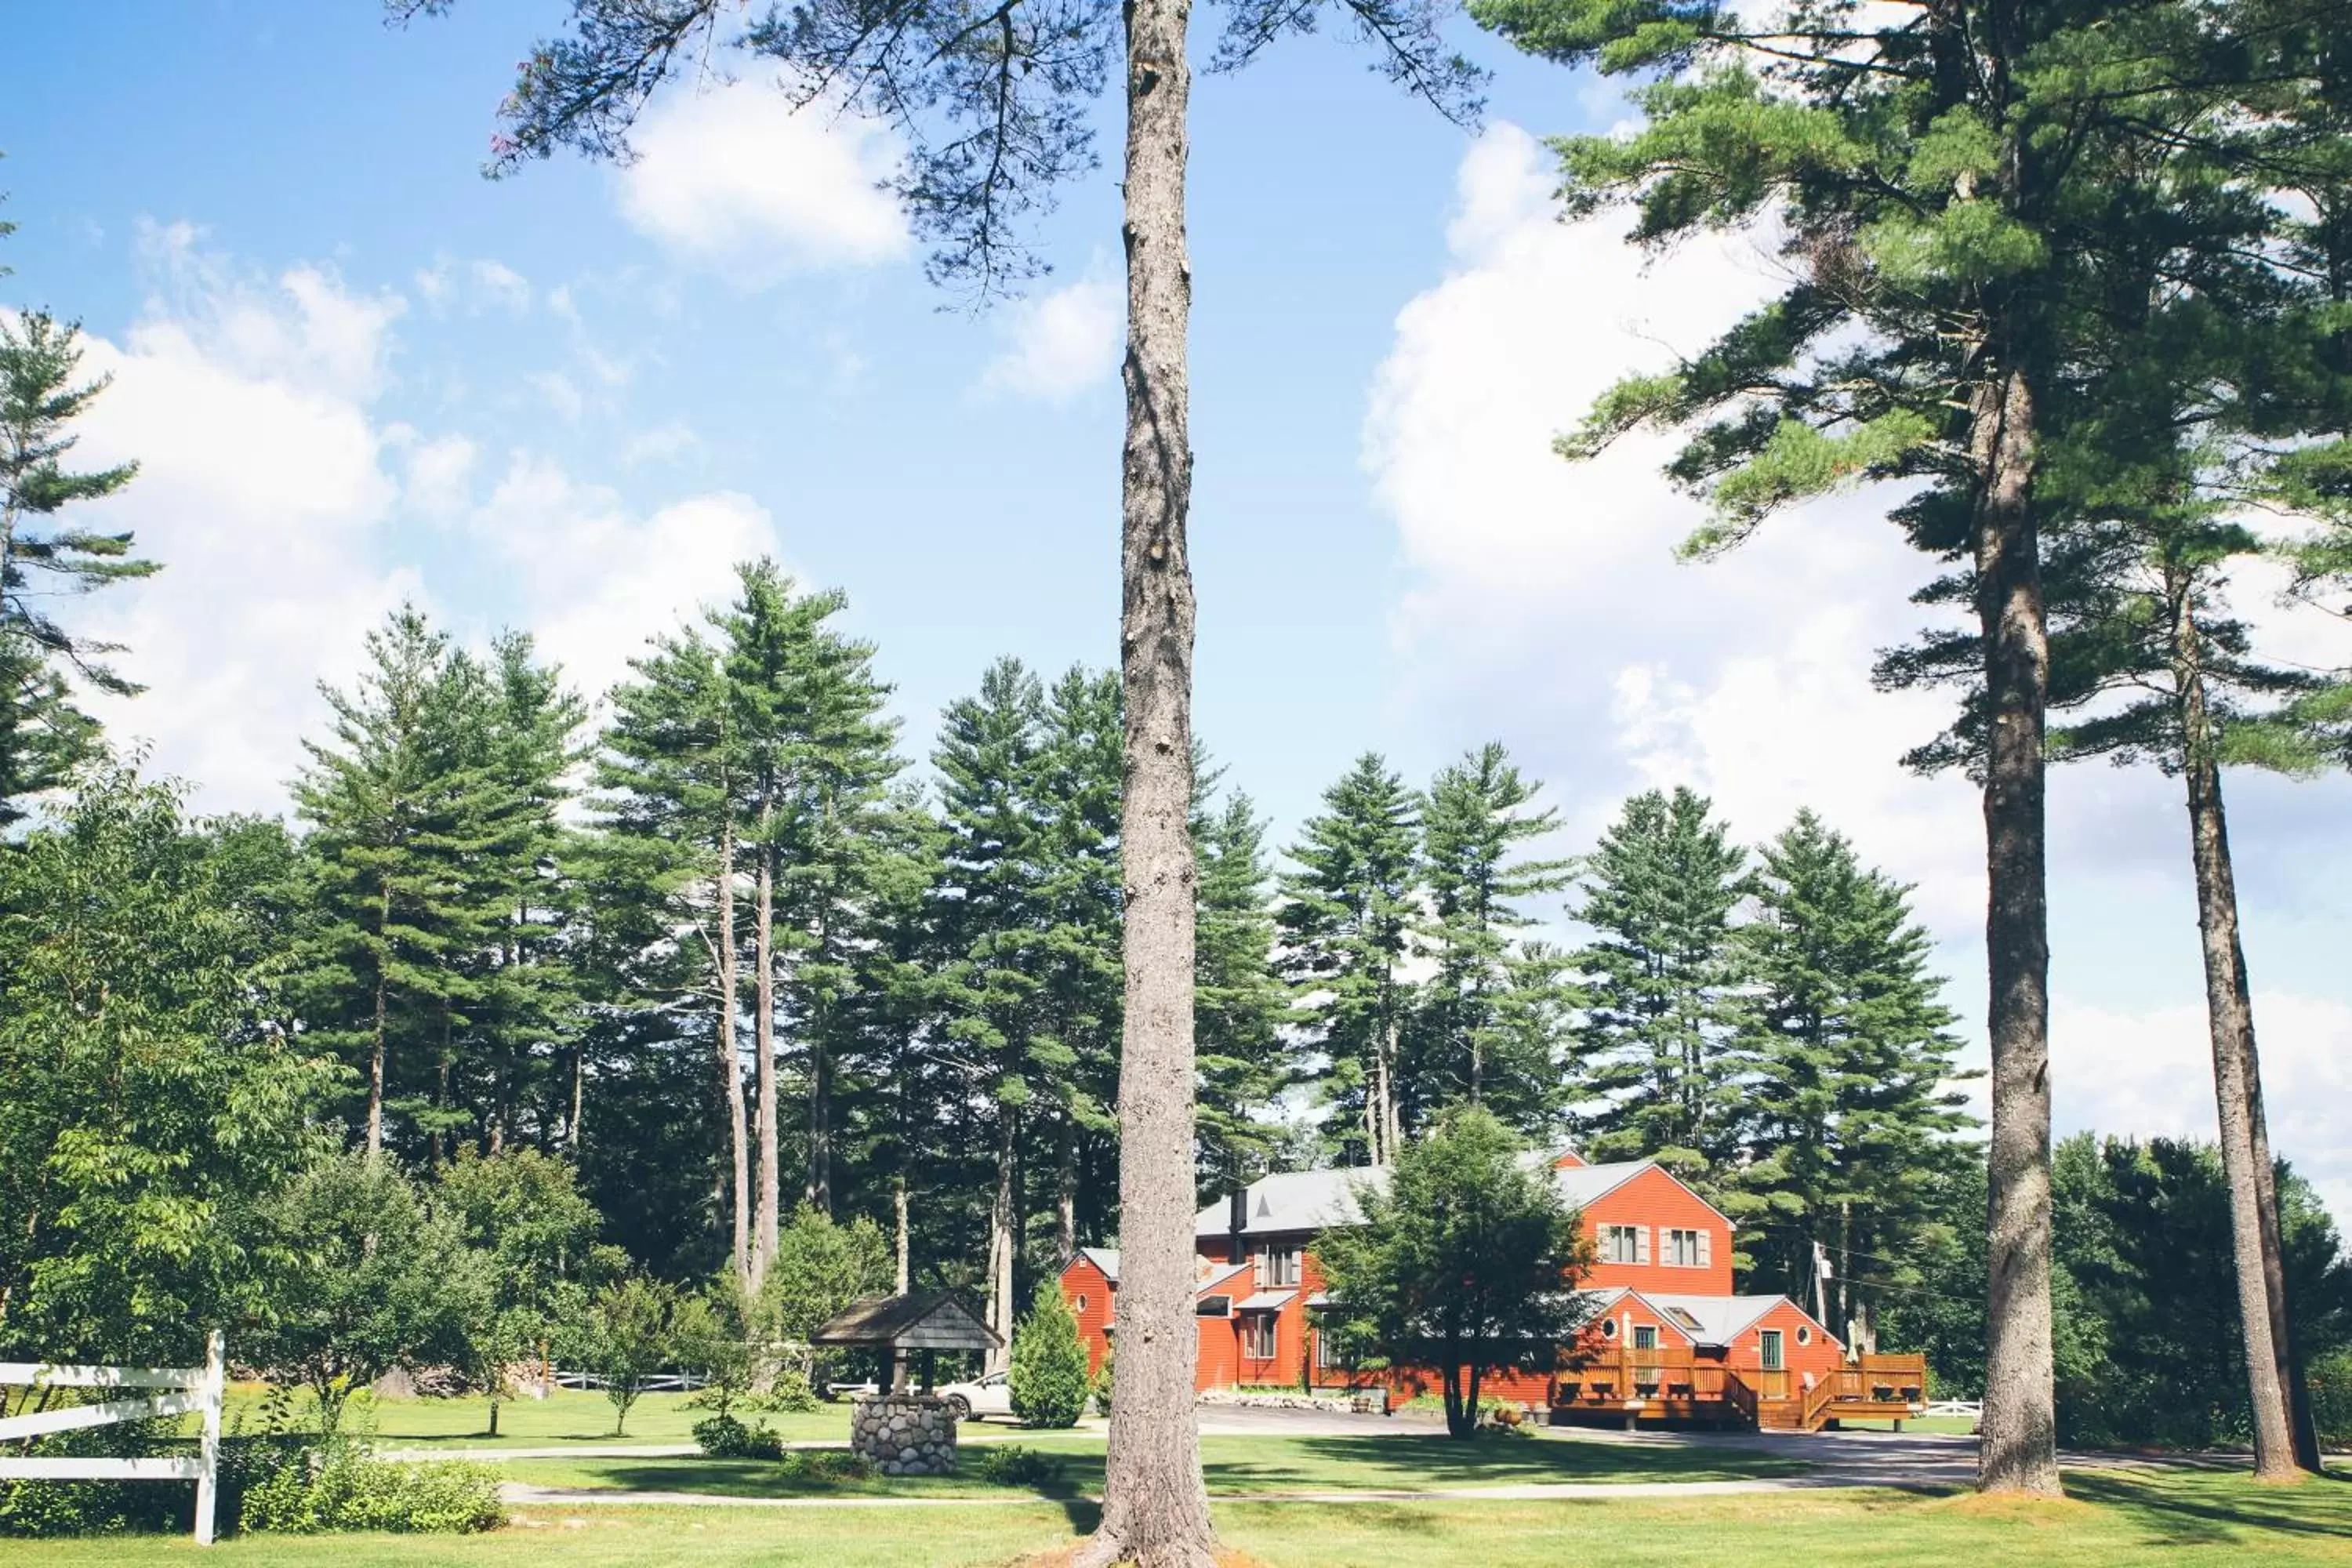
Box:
left=1759, top=1330, right=1784, bottom=1372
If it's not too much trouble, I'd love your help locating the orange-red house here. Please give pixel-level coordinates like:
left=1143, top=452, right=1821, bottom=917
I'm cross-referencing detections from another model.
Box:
left=1058, top=1152, right=1928, bottom=1432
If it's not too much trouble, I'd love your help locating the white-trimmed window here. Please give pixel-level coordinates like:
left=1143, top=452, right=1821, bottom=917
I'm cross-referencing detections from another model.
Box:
left=1243, top=1313, right=1279, bottom=1360
left=1076, top=1294, right=1089, bottom=1314
left=1796, top=1326, right=1812, bottom=1346
left=1254, top=1245, right=1301, bottom=1287
left=1632, top=1324, right=1658, bottom=1351
left=1315, top=1330, right=1341, bottom=1370
left=1600, top=1225, right=1649, bottom=1265
left=1601, top=1317, right=1621, bottom=1340
left=1665, top=1228, right=1711, bottom=1268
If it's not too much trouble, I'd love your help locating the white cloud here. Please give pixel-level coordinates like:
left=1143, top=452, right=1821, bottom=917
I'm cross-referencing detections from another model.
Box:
left=616, top=79, right=910, bottom=282
left=37, top=253, right=416, bottom=811
left=402, top=433, right=479, bottom=515
left=1365, top=123, right=2352, bottom=1233
left=470, top=259, right=532, bottom=313
left=135, top=220, right=405, bottom=403
left=528, top=369, right=586, bottom=422
left=2053, top=993, right=2352, bottom=1234
left=622, top=418, right=701, bottom=466
left=1364, top=123, right=1963, bottom=902
left=468, top=453, right=788, bottom=705
left=979, top=267, right=1121, bottom=402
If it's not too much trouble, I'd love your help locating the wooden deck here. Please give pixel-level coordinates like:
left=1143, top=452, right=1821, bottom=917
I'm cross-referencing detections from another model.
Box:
left=1549, top=1351, right=1929, bottom=1434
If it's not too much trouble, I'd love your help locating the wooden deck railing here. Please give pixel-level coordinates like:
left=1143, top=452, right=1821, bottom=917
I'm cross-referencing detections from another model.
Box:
left=1825, top=1354, right=1928, bottom=1405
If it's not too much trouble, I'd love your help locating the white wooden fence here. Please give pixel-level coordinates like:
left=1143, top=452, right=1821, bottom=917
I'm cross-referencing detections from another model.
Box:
left=0, top=1331, right=225, bottom=1545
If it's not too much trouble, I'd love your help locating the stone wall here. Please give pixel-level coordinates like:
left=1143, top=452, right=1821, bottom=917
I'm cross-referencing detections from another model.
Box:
left=850, top=1394, right=957, bottom=1475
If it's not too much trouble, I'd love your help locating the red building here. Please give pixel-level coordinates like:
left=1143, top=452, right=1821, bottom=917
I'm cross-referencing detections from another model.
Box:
left=1057, top=1153, right=1927, bottom=1432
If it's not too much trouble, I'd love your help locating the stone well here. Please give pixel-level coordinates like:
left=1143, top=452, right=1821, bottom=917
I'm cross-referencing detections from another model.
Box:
left=849, top=1393, right=958, bottom=1475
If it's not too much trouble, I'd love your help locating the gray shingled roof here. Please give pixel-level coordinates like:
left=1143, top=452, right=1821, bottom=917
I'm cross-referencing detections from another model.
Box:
left=1193, top=1159, right=1659, bottom=1240
left=1076, top=1247, right=1120, bottom=1283
left=809, top=1291, right=1000, bottom=1350
left=1630, top=1294, right=1788, bottom=1348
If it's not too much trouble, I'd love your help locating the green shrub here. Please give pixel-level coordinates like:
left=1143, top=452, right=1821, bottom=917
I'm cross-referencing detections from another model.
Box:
left=238, top=1437, right=502, bottom=1535
left=2312, top=1349, right=2352, bottom=1450
left=691, top=1414, right=785, bottom=1459
left=972, top=1444, right=1062, bottom=1486
left=1091, top=1348, right=1113, bottom=1417
left=776, top=1450, right=873, bottom=1484
left=1008, top=1282, right=1088, bottom=1428
left=748, top=1367, right=820, bottom=1414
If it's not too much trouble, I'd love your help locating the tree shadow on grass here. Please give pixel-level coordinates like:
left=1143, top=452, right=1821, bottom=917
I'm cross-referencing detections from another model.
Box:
left=1199, top=1434, right=1793, bottom=1494
left=2066, top=1468, right=2352, bottom=1546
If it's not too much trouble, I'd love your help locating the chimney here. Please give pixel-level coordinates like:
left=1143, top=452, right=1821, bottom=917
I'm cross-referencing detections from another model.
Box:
left=1228, top=1185, right=1250, bottom=1265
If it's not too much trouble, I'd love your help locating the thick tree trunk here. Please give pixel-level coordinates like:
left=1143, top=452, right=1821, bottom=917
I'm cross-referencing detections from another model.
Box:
left=752, top=831, right=781, bottom=1290
left=717, top=827, right=750, bottom=1289
left=1082, top=0, right=1214, bottom=1552
left=2171, top=603, right=2301, bottom=1481
left=2250, top=1102, right=2325, bottom=1471
left=1971, top=354, right=2060, bottom=1497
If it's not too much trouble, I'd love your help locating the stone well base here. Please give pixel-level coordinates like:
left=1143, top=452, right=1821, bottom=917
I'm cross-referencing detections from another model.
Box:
left=850, top=1394, right=957, bottom=1475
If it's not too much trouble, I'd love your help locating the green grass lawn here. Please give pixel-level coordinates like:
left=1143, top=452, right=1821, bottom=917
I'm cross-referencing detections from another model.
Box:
left=492, top=1429, right=1800, bottom=1499
left=1828, top=1414, right=1978, bottom=1436
left=3, top=1468, right=2344, bottom=1566
left=203, top=1387, right=850, bottom=1450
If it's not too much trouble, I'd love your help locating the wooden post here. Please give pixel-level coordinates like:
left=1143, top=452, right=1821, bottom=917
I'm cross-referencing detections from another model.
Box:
left=194, top=1330, right=223, bottom=1546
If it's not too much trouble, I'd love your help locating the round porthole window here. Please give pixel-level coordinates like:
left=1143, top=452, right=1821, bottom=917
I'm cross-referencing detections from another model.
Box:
left=1602, top=1319, right=1620, bottom=1339
left=1076, top=1295, right=1089, bottom=1314
left=1796, top=1327, right=1812, bottom=1346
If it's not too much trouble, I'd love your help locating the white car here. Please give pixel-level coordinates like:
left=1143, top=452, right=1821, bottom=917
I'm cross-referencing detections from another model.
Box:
left=937, top=1370, right=1014, bottom=1421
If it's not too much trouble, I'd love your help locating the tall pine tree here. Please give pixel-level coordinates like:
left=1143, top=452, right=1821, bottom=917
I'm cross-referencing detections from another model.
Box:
left=1279, top=754, right=1421, bottom=1165
left=1569, top=787, right=1748, bottom=1176
left=1411, top=742, right=1572, bottom=1135
left=1733, top=811, right=1970, bottom=1338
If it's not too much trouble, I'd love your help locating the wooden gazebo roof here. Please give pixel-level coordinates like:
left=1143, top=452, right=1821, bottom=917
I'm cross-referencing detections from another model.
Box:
left=810, top=1292, right=1000, bottom=1352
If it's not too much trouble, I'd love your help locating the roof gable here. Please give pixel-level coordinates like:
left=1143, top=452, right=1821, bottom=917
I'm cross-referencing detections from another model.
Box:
left=1196, top=1158, right=1686, bottom=1240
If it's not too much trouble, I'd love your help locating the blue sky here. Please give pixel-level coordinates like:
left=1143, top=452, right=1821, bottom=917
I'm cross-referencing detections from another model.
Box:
left=9, top=2, right=2350, bottom=1223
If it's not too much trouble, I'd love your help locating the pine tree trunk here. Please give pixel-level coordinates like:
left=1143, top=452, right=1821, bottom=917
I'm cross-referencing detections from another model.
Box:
left=1082, top=0, right=1215, bottom=1550
left=809, top=1020, right=832, bottom=1216
left=752, top=829, right=781, bottom=1289
left=1058, top=1121, right=1078, bottom=1260
left=717, top=826, right=750, bottom=1289
left=569, top=1047, right=583, bottom=1152
left=987, top=1105, right=1018, bottom=1375
left=2249, top=1100, right=2325, bottom=1469
left=368, top=970, right=388, bottom=1159
left=2171, top=597, right=2300, bottom=1482
left=895, top=1176, right=911, bottom=1294
left=1972, top=351, right=2060, bottom=1497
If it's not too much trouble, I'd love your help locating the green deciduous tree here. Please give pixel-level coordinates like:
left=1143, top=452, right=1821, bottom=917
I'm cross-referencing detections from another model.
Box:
left=256, top=1151, right=487, bottom=1436
left=0, top=767, right=340, bottom=1363
left=579, top=1275, right=675, bottom=1436
left=1314, top=1106, right=1590, bottom=1439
